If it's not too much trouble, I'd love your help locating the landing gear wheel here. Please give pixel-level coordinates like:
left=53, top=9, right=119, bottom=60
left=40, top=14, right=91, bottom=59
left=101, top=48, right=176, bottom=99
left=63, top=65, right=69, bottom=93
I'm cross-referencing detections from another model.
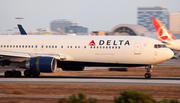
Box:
left=4, top=71, right=13, bottom=77
left=13, top=71, right=21, bottom=77
left=24, top=70, right=32, bottom=77
left=144, top=73, right=151, bottom=79
left=32, top=72, right=40, bottom=77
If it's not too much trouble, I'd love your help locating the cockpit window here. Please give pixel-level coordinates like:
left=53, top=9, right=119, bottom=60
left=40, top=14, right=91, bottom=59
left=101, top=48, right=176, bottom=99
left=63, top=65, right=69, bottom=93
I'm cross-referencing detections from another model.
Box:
left=154, top=44, right=167, bottom=48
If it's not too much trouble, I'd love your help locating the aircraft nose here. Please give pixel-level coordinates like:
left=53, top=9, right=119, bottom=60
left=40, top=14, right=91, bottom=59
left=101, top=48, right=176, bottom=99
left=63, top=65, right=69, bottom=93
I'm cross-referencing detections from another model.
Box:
left=166, top=49, right=174, bottom=60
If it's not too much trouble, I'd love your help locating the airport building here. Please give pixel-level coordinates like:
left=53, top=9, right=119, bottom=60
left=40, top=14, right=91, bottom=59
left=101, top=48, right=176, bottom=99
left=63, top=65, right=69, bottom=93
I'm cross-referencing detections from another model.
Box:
left=65, top=26, right=88, bottom=33
left=137, top=6, right=169, bottom=31
left=110, top=24, right=149, bottom=36
left=169, top=12, right=180, bottom=34
left=50, top=19, right=78, bottom=32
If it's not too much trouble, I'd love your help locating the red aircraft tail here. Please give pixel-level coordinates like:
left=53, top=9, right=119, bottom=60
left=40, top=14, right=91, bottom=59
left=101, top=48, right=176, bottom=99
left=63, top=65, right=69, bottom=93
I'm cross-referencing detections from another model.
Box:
left=152, top=18, right=176, bottom=41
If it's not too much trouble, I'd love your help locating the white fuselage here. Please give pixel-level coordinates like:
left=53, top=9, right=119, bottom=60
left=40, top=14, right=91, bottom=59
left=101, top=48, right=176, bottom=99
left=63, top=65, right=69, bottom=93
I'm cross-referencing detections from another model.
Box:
left=0, top=35, right=173, bottom=66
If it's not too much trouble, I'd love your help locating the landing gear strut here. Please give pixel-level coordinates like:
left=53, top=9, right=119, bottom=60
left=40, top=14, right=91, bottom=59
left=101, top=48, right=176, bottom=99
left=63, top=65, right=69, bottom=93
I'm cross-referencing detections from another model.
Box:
left=144, top=65, right=153, bottom=79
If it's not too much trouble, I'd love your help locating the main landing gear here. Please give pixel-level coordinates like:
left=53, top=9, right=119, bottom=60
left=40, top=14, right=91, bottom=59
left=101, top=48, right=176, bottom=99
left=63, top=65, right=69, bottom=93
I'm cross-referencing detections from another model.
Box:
left=4, top=70, right=21, bottom=77
left=24, top=70, right=40, bottom=77
left=4, top=70, right=40, bottom=77
left=144, top=65, right=153, bottom=79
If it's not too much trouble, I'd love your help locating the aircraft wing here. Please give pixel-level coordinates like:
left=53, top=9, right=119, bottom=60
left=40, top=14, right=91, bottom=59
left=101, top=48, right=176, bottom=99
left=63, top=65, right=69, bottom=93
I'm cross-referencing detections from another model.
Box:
left=0, top=50, right=62, bottom=62
left=161, top=40, right=171, bottom=45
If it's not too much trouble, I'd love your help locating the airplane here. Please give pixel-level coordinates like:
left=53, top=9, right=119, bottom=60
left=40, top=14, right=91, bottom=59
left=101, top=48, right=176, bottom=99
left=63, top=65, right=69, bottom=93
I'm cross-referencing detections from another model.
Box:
left=152, top=18, right=180, bottom=50
left=17, top=24, right=27, bottom=35
left=0, top=33, right=174, bottom=79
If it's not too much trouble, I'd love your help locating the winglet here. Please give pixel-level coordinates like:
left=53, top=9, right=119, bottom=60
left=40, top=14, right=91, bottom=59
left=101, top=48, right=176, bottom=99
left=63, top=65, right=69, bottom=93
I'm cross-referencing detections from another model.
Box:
left=17, top=24, right=27, bottom=35
left=152, top=18, right=176, bottom=41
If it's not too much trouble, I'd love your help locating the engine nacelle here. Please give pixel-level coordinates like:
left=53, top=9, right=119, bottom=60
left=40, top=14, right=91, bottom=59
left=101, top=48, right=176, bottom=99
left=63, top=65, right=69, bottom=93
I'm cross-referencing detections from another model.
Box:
left=61, top=66, right=85, bottom=71
left=19, top=57, right=57, bottom=73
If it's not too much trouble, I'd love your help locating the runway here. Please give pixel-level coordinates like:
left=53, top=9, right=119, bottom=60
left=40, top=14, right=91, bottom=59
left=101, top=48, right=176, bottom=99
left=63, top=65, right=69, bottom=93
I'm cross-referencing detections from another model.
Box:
left=0, top=76, right=180, bottom=86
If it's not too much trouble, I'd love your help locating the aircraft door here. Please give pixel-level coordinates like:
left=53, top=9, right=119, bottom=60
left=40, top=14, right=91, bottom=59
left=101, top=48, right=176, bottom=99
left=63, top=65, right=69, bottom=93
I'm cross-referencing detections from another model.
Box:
left=134, top=43, right=141, bottom=54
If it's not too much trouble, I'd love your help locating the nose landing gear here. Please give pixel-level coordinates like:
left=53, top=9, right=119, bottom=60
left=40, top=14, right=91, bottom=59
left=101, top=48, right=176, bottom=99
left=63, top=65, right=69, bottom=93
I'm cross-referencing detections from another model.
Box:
left=144, top=65, right=153, bottom=79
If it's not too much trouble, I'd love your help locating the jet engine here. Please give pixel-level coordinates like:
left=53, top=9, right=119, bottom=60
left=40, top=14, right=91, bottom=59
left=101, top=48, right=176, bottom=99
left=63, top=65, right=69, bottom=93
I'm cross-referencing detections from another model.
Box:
left=19, top=57, right=57, bottom=72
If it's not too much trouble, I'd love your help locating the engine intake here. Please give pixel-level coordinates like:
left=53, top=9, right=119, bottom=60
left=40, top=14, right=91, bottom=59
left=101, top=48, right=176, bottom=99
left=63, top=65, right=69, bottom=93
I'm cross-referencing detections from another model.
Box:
left=19, top=57, right=57, bottom=73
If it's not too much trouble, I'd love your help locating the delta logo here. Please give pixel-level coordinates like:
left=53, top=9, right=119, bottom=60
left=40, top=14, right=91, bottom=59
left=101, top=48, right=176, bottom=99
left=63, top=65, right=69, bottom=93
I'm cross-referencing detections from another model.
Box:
left=89, top=40, right=96, bottom=46
left=89, top=40, right=130, bottom=46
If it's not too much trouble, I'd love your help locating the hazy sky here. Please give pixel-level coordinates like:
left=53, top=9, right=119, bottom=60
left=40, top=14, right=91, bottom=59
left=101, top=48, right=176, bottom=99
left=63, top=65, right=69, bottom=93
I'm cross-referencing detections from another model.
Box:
left=0, top=0, right=180, bottom=33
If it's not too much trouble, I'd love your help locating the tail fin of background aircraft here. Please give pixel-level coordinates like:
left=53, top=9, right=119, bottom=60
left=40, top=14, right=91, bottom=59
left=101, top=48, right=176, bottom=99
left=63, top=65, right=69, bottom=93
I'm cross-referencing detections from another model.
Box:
left=152, top=18, right=176, bottom=41
left=17, top=24, right=27, bottom=35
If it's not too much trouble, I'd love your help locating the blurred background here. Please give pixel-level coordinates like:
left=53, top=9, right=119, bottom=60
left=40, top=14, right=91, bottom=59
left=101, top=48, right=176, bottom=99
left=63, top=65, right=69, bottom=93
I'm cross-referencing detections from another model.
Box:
left=0, top=0, right=180, bottom=39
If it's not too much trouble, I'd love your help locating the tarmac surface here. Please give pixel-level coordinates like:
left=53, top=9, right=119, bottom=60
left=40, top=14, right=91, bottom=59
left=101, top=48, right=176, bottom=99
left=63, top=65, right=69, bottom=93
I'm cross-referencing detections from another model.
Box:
left=0, top=76, right=180, bottom=86
left=155, top=59, right=180, bottom=66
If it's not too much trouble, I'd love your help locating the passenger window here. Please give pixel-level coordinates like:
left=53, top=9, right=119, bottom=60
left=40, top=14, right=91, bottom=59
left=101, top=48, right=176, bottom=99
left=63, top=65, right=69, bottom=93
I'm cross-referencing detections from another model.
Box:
left=84, top=46, right=86, bottom=48
left=10, top=45, right=12, bottom=48
left=25, top=45, right=27, bottom=48
left=19, top=45, right=21, bottom=48
left=55, top=46, right=57, bottom=48
left=52, top=46, right=54, bottom=48
left=1, top=45, right=3, bottom=48
left=7, top=45, right=9, bottom=48
left=75, top=46, right=77, bottom=48
left=32, top=45, right=33, bottom=48
left=78, top=46, right=80, bottom=48
left=49, top=46, right=51, bottom=48
left=16, top=45, right=18, bottom=48
left=61, top=46, right=63, bottom=48
left=22, top=45, right=24, bottom=48
left=4, top=45, right=6, bottom=48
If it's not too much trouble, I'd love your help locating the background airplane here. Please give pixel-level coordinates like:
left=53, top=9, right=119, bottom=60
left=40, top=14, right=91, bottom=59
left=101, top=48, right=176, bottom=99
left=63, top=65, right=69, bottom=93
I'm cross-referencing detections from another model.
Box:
left=152, top=18, right=180, bottom=51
